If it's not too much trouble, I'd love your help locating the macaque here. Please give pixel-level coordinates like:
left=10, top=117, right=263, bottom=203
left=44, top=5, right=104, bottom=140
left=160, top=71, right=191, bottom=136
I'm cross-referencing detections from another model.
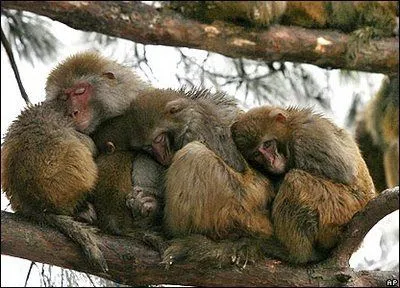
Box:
left=357, top=75, right=399, bottom=190
left=355, top=118, right=387, bottom=192
left=1, top=51, right=152, bottom=271
left=231, top=106, right=377, bottom=264
left=168, top=1, right=398, bottom=36
left=115, top=88, right=275, bottom=265
left=167, top=1, right=287, bottom=26
left=282, top=1, right=398, bottom=36
left=1, top=100, right=105, bottom=270
left=168, top=1, right=398, bottom=61
left=91, top=114, right=165, bottom=236
left=45, top=51, right=152, bottom=134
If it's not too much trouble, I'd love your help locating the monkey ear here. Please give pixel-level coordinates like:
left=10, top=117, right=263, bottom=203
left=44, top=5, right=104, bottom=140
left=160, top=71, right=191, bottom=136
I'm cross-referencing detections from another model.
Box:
left=105, top=141, right=116, bottom=154
left=165, top=99, right=187, bottom=115
left=270, top=109, right=287, bottom=123
left=102, top=72, right=116, bottom=80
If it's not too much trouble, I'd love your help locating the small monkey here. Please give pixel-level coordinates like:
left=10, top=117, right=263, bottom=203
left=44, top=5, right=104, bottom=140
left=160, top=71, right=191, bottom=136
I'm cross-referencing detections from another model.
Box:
left=93, top=87, right=274, bottom=239
left=2, top=51, right=152, bottom=271
left=91, top=113, right=165, bottom=236
left=231, top=106, right=376, bottom=263
left=46, top=51, right=152, bottom=134
left=357, top=75, right=399, bottom=190
left=169, top=1, right=398, bottom=61
left=167, top=1, right=287, bottom=27
left=168, top=1, right=398, bottom=37
left=1, top=99, right=105, bottom=270
left=117, top=88, right=275, bottom=265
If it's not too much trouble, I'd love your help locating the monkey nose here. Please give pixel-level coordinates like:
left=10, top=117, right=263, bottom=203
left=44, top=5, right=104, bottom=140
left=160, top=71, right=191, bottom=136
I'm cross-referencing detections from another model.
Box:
left=70, top=110, right=79, bottom=118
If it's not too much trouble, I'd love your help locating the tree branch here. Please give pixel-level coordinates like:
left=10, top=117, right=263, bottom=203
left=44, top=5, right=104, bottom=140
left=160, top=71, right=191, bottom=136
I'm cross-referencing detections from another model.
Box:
left=2, top=187, right=398, bottom=287
left=2, top=1, right=398, bottom=75
left=331, top=186, right=399, bottom=267
left=0, top=23, right=31, bottom=106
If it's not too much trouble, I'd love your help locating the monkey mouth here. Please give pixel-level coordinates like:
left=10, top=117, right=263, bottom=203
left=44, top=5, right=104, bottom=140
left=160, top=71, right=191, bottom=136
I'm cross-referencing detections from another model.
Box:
left=74, top=120, right=90, bottom=132
left=262, top=154, right=285, bottom=175
left=152, top=132, right=174, bottom=166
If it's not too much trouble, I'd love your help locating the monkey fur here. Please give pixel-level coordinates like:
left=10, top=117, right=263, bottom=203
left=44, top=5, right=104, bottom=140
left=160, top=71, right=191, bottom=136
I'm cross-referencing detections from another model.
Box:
left=355, top=118, right=387, bottom=192
left=231, top=106, right=377, bottom=264
left=2, top=51, right=152, bottom=271
left=93, top=87, right=274, bottom=240
left=357, top=75, right=399, bottom=190
left=168, top=1, right=398, bottom=36
left=45, top=51, right=152, bottom=134
left=91, top=115, right=165, bottom=236
left=168, top=1, right=287, bottom=27
left=168, top=1, right=398, bottom=61
left=1, top=99, right=106, bottom=270
left=108, top=88, right=275, bottom=266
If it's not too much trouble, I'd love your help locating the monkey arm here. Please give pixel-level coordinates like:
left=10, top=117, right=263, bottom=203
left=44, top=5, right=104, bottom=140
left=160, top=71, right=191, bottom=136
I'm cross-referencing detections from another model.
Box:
left=127, top=152, right=165, bottom=220
left=131, top=152, right=166, bottom=198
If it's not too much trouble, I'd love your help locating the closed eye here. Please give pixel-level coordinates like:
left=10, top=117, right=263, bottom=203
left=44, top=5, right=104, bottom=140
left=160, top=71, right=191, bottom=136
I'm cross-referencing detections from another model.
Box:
left=263, top=140, right=274, bottom=149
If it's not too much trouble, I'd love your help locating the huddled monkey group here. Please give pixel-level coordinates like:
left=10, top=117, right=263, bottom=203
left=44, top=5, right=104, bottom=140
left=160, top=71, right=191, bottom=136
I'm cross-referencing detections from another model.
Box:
left=3, top=50, right=392, bottom=271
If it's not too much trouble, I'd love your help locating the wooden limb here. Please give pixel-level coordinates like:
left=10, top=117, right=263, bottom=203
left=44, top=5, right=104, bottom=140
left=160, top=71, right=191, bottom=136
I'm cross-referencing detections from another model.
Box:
left=1, top=1, right=398, bottom=75
left=330, top=186, right=399, bottom=267
left=1, top=187, right=399, bottom=286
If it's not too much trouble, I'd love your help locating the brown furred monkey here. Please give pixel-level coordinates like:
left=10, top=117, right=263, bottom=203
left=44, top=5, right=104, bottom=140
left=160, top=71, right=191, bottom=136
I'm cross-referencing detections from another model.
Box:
left=168, top=1, right=398, bottom=36
left=1, top=51, right=152, bottom=271
left=1, top=99, right=104, bottom=269
left=45, top=51, right=152, bottom=134
left=91, top=117, right=165, bottom=236
left=363, top=75, right=399, bottom=189
left=46, top=51, right=157, bottom=230
left=119, top=88, right=275, bottom=264
left=231, top=106, right=377, bottom=264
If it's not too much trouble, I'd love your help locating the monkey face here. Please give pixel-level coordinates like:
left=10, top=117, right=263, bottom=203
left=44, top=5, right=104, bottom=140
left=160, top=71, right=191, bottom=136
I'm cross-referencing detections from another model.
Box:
left=63, top=82, right=94, bottom=132
left=145, top=132, right=174, bottom=166
left=129, top=96, right=190, bottom=167
left=149, top=98, right=191, bottom=166
left=253, top=137, right=288, bottom=175
left=232, top=105, right=290, bottom=175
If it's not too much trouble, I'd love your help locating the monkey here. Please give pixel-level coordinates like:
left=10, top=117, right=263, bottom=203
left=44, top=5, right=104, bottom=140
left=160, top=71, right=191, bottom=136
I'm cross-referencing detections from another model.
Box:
left=45, top=51, right=152, bottom=134
left=105, top=87, right=276, bottom=266
left=356, top=75, right=399, bottom=190
left=45, top=50, right=156, bottom=225
left=167, top=1, right=398, bottom=61
left=92, top=87, right=275, bottom=240
left=167, top=1, right=287, bottom=27
left=2, top=51, right=152, bottom=271
left=90, top=113, right=165, bottom=236
left=167, top=1, right=398, bottom=36
left=1, top=99, right=105, bottom=270
left=355, top=118, right=387, bottom=192
left=282, top=1, right=398, bottom=36
left=231, top=105, right=377, bottom=264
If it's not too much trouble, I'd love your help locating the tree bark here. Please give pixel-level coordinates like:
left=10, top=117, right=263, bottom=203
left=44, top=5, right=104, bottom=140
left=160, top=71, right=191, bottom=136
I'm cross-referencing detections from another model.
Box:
left=2, top=187, right=398, bottom=287
left=2, top=1, right=398, bottom=75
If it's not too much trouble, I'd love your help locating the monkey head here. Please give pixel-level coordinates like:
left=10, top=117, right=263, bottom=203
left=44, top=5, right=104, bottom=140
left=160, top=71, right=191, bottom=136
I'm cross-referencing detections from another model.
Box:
left=231, top=106, right=291, bottom=175
left=129, top=90, right=193, bottom=166
left=45, top=51, right=149, bottom=134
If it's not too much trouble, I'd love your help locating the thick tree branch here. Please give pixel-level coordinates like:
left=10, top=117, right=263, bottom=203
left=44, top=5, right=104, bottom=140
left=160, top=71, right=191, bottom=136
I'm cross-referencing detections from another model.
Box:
left=2, top=187, right=398, bottom=287
left=2, top=1, right=398, bottom=75
left=331, top=186, right=399, bottom=267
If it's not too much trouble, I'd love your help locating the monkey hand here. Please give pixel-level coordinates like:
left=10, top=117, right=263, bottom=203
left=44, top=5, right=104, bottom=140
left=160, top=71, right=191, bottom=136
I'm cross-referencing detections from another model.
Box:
left=126, top=186, right=158, bottom=219
left=75, top=202, right=97, bottom=224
